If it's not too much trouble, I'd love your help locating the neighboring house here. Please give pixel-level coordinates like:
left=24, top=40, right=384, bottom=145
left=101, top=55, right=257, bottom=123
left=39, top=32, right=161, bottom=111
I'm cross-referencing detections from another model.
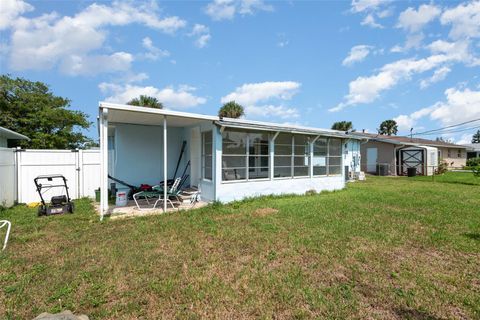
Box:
left=464, top=144, right=480, bottom=159
left=98, top=102, right=366, bottom=217
left=0, top=126, right=29, bottom=147
left=357, top=133, right=468, bottom=176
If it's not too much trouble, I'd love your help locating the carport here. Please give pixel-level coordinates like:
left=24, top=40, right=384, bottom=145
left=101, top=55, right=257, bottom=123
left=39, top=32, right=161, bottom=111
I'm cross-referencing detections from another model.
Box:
left=98, top=102, right=217, bottom=219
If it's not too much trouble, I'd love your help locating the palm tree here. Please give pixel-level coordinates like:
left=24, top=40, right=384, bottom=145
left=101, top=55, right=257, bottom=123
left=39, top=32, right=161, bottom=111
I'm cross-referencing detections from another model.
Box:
left=218, top=101, right=245, bottom=118
left=331, top=121, right=353, bottom=131
left=127, top=95, right=164, bottom=109
left=378, top=120, right=398, bottom=135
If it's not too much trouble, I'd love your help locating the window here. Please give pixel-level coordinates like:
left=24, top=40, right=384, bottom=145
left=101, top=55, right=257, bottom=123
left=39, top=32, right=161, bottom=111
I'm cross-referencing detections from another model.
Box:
left=202, top=131, right=212, bottom=180
left=448, top=149, right=451, bottom=158
left=248, top=132, right=269, bottom=179
left=457, top=149, right=462, bottom=158
left=328, top=138, right=342, bottom=175
left=274, top=133, right=293, bottom=178
left=313, top=138, right=327, bottom=176
left=274, top=134, right=310, bottom=178
left=313, top=138, right=342, bottom=176
left=221, top=129, right=269, bottom=181
left=294, top=135, right=310, bottom=177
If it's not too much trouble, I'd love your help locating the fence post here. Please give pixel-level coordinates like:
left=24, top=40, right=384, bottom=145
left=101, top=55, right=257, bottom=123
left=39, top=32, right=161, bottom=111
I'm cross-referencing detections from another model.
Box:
left=16, top=147, right=22, bottom=204
left=77, top=149, right=83, bottom=199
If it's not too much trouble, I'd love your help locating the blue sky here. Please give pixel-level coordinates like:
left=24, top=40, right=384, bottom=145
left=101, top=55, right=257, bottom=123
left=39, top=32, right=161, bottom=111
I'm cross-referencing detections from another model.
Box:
left=1, top=0, right=479, bottom=143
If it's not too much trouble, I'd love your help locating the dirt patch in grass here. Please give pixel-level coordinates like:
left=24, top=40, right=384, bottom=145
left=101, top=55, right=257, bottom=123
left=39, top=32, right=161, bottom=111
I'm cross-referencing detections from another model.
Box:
left=252, top=207, right=278, bottom=217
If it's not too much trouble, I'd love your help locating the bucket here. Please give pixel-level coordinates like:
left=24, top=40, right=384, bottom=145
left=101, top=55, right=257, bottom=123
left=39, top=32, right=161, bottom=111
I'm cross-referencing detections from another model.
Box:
left=115, top=189, right=128, bottom=206
left=407, top=167, right=417, bottom=177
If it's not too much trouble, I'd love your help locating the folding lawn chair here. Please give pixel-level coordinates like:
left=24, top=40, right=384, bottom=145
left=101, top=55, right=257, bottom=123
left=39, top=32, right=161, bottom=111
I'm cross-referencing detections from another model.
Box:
left=133, top=178, right=181, bottom=211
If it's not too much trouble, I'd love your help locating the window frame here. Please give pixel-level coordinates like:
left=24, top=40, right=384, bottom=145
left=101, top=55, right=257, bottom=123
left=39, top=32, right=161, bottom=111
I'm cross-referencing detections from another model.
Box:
left=327, top=138, right=343, bottom=176
left=273, top=134, right=311, bottom=179
left=201, top=130, right=213, bottom=182
left=221, top=129, right=270, bottom=183
left=312, top=137, right=343, bottom=177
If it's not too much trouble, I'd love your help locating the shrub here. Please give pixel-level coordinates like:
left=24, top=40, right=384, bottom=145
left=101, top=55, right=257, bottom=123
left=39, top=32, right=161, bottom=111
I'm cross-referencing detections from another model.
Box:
left=436, top=161, right=449, bottom=175
left=305, top=189, right=317, bottom=196
left=466, top=157, right=480, bottom=167
left=473, top=166, right=480, bottom=178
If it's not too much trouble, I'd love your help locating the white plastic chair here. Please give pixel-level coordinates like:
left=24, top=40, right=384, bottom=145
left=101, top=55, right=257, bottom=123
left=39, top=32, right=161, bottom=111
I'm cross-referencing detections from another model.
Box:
left=0, top=220, right=11, bottom=251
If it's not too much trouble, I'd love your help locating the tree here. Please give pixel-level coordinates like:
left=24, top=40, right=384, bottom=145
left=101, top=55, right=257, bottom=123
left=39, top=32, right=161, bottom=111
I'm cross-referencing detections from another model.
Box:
left=127, top=95, right=163, bottom=109
left=472, top=130, right=480, bottom=144
left=331, top=121, right=353, bottom=131
left=218, top=101, right=245, bottom=118
left=0, top=75, right=94, bottom=149
left=378, top=120, right=398, bottom=135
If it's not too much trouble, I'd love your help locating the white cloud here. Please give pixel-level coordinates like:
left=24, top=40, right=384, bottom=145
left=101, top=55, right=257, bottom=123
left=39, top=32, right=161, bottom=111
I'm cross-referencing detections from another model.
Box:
left=99, top=82, right=207, bottom=109
left=205, top=0, right=236, bottom=20
left=122, top=72, right=149, bottom=84
left=188, top=24, right=211, bottom=48
left=6, top=1, right=186, bottom=75
left=60, top=52, right=133, bottom=76
left=190, top=24, right=209, bottom=35
left=331, top=38, right=479, bottom=112
left=246, top=105, right=300, bottom=119
left=394, top=106, right=435, bottom=131
left=351, top=0, right=390, bottom=13
left=397, top=4, right=441, bottom=33
left=390, top=33, right=424, bottom=52
left=221, top=81, right=301, bottom=119
left=420, top=66, right=451, bottom=89
left=455, top=133, right=474, bottom=145
left=361, top=14, right=384, bottom=28
left=394, top=87, right=480, bottom=131
left=238, top=0, right=274, bottom=15
left=0, top=0, right=33, bottom=30
left=141, top=37, right=170, bottom=61
left=221, top=81, right=300, bottom=105
left=441, top=1, right=480, bottom=39
left=342, top=45, right=372, bottom=66
left=205, top=0, right=273, bottom=21
left=430, top=87, right=480, bottom=125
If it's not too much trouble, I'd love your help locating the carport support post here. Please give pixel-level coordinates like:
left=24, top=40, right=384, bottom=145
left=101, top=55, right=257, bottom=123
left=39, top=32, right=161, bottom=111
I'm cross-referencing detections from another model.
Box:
left=163, top=116, right=167, bottom=213
left=100, top=108, right=109, bottom=220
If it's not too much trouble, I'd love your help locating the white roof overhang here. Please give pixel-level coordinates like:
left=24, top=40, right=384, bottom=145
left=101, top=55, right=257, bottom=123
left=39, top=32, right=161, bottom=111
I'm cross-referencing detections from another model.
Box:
left=0, top=127, right=29, bottom=140
left=99, top=102, right=364, bottom=140
left=100, top=102, right=217, bottom=127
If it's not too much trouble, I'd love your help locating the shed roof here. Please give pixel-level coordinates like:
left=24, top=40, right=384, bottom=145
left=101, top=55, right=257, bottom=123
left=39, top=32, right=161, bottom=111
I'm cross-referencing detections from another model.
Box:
left=100, top=102, right=365, bottom=140
left=0, top=126, right=29, bottom=141
left=357, top=132, right=467, bottom=149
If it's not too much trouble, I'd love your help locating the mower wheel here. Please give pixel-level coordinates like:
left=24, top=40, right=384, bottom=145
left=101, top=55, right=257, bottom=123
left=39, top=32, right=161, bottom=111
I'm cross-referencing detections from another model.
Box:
left=67, top=202, right=75, bottom=213
left=37, top=206, right=46, bottom=216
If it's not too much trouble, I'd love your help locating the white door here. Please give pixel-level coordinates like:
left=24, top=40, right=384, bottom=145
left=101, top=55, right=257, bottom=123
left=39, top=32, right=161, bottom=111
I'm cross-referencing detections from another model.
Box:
left=366, top=148, right=377, bottom=173
left=190, top=127, right=201, bottom=187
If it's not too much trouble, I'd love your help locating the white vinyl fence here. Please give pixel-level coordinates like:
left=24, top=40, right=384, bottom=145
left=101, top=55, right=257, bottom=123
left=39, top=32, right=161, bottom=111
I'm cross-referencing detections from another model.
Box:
left=0, top=148, right=100, bottom=206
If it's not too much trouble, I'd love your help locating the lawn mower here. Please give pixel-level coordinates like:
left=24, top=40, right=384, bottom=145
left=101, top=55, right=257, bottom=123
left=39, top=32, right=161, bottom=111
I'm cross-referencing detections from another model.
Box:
left=34, top=174, right=74, bottom=216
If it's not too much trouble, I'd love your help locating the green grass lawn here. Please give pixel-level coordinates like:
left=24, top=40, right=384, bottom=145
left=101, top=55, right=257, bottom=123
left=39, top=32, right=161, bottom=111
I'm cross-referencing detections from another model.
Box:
left=412, top=171, right=480, bottom=186
left=1, top=176, right=479, bottom=319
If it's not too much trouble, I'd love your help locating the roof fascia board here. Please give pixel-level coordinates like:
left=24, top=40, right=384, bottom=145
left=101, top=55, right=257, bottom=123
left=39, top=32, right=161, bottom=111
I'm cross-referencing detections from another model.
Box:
left=99, top=102, right=218, bottom=122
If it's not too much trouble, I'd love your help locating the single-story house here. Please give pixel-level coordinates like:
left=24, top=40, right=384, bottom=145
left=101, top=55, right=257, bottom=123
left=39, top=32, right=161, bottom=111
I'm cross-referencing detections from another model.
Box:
left=464, top=143, right=480, bottom=159
left=98, top=102, right=366, bottom=217
left=0, top=126, right=29, bottom=147
left=357, top=133, right=468, bottom=176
